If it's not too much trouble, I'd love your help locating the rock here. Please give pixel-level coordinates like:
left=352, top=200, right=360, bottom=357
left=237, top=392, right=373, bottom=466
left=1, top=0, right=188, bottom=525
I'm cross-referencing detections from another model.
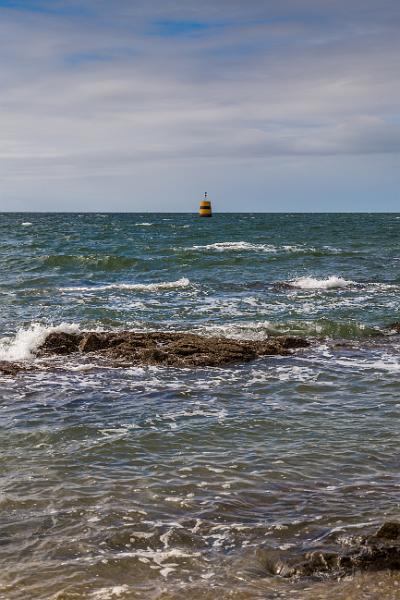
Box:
left=37, top=330, right=310, bottom=368
left=140, top=347, right=169, bottom=363
left=274, top=336, right=309, bottom=350
left=78, top=332, right=110, bottom=353
left=259, top=522, right=400, bottom=580
left=388, top=322, right=400, bottom=333
left=37, top=332, right=81, bottom=355
left=348, top=542, right=400, bottom=572
left=255, top=548, right=295, bottom=577
left=0, top=361, right=33, bottom=376
left=375, top=522, right=400, bottom=540
left=301, top=551, right=340, bottom=574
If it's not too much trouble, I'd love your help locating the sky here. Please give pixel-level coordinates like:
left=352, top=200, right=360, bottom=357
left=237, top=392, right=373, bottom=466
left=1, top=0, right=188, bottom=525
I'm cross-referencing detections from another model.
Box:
left=0, top=0, right=399, bottom=211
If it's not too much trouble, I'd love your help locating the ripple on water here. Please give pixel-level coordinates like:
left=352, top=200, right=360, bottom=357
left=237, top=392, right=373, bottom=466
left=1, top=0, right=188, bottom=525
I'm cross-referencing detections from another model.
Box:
left=1, top=214, right=400, bottom=599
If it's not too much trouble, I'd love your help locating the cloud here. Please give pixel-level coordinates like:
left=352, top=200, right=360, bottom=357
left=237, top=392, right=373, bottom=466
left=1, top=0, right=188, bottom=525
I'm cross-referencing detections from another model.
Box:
left=0, top=0, right=399, bottom=208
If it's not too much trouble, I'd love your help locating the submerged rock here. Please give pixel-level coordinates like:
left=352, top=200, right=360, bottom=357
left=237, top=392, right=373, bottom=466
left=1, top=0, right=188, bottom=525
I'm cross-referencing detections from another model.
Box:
left=257, top=522, right=400, bottom=581
left=37, top=330, right=309, bottom=367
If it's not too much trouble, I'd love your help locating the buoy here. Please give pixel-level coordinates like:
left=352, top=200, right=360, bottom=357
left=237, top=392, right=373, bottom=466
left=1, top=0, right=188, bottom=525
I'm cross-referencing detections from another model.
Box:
left=199, top=192, right=212, bottom=217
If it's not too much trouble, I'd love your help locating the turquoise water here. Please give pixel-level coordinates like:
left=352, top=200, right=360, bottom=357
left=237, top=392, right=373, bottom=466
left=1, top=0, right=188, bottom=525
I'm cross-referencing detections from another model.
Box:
left=1, top=213, right=400, bottom=599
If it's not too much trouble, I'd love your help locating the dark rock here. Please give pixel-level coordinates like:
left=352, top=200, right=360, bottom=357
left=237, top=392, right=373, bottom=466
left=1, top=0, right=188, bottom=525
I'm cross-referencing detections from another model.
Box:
left=140, top=348, right=169, bottom=363
left=37, top=332, right=81, bottom=356
left=388, top=322, right=400, bottom=333
left=305, top=551, right=340, bottom=572
left=348, top=542, right=400, bottom=572
left=374, top=522, right=400, bottom=540
left=273, top=282, right=293, bottom=291
left=0, top=361, right=34, bottom=376
left=255, top=548, right=295, bottom=577
left=260, top=522, right=400, bottom=581
left=36, top=330, right=310, bottom=368
left=276, top=336, right=310, bottom=350
left=79, top=332, right=111, bottom=353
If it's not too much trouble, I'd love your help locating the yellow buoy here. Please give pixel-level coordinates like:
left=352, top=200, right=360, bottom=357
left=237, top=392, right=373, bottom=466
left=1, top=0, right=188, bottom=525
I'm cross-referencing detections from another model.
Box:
left=199, top=192, right=212, bottom=217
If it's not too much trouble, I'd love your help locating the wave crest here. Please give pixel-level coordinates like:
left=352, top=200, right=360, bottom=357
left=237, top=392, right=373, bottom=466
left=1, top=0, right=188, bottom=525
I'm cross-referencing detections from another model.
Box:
left=183, top=242, right=344, bottom=256
left=0, top=323, right=81, bottom=362
left=189, top=241, right=277, bottom=253
left=288, top=276, right=355, bottom=290
left=60, top=278, right=191, bottom=293
left=197, top=319, right=380, bottom=340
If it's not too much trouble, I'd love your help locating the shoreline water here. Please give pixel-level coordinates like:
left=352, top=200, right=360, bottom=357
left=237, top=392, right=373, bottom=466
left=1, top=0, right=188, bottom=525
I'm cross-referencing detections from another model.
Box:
left=1, top=213, right=399, bottom=599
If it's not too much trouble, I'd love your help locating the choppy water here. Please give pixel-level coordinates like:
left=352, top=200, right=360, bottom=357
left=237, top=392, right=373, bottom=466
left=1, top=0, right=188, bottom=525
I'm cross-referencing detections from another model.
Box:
left=1, top=213, right=400, bottom=600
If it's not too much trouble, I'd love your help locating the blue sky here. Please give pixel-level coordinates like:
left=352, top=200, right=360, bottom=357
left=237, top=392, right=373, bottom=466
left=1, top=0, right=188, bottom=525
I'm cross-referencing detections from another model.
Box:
left=0, top=0, right=399, bottom=211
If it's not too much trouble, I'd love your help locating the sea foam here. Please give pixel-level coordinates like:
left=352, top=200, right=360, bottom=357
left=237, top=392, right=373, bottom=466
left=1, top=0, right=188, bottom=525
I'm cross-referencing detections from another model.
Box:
left=0, top=322, right=81, bottom=361
left=185, top=241, right=336, bottom=255
left=61, top=278, right=191, bottom=293
left=289, top=276, right=354, bottom=290
left=189, top=241, right=277, bottom=252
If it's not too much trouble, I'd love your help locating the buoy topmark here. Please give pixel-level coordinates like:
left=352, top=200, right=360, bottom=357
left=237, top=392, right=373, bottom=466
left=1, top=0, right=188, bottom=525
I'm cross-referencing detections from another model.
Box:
left=199, top=192, right=212, bottom=217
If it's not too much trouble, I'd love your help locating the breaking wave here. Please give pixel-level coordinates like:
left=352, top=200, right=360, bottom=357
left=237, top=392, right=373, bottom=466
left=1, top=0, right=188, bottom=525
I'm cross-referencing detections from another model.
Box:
left=198, top=319, right=381, bottom=340
left=288, top=276, right=355, bottom=290
left=188, top=241, right=277, bottom=253
left=60, top=278, right=191, bottom=293
left=0, top=323, right=81, bottom=361
left=182, top=242, right=344, bottom=256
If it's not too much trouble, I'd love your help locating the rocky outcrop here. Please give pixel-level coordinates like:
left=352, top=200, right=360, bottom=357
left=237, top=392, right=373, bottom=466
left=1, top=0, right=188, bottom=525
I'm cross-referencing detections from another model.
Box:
left=257, top=522, right=400, bottom=580
left=37, top=330, right=309, bottom=367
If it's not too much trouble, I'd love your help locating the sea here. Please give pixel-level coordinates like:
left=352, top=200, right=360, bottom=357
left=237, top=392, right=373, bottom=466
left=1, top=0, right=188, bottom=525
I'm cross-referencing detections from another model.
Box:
left=0, top=213, right=399, bottom=600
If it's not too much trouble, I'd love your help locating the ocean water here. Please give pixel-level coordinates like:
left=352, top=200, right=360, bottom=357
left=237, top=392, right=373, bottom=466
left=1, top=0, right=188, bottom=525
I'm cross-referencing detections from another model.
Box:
left=0, top=213, right=400, bottom=600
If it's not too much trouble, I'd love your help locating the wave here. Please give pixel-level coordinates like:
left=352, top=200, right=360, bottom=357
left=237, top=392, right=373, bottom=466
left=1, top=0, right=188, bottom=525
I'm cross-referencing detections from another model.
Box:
left=135, top=222, right=153, bottom=226
left=334, top=354, right=400, bottom=373
left=281, top=244, right=311, bottom=253
left=287, top=276, right=355, bottom=290
left=42, top=255, right=139, bottom=270
left=282, top=245, right=346, bottom=256
left=60, top=278, right=191, bottom=293
left=21, top=222, right=32, bottom=227
left=183, top=242, right=344, bottom=256
left=188, top=241, right=277, bottom=253
left=197, top=319, right=381, bottom=340
left=0, top=323, right=81, bottom=361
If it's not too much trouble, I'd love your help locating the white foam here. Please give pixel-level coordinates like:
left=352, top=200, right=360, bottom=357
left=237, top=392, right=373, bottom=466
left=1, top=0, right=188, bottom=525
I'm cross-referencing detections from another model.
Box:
left=21, top=222, right=32, bottom=226
left=289, top=276, right=354, bottom=290
left=89, top=548, right=199, bottom=565
left=335, top=355, right=400, bottom=373
left=184, top=242, right=336, bottom=254
left=0, top=322, right=81, bottom=361
left=198, top=320, right=279, bottom=341
left=61, top=278, right=191, bottom=293
left=188, top=241, right=277, bottom=253
left=135, top=222, right=153, bottom=226
left=90, top=586, right=129, bottom=600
